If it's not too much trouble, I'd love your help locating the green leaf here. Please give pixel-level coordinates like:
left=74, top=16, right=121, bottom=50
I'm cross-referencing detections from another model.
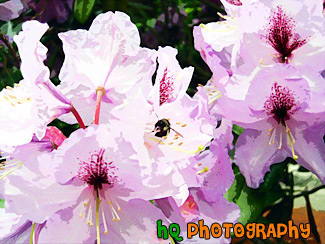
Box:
left=73, top=0, right=96, bottom=24
left=259, top=160, right=288, bottom=192
left=264, top=183, right=285, bottom=207
left=0, top=199, right=4, bottom=208
left=232, top=124, right=244, bottom=136
left=225, top=165, right=266, bottom=225
left=224, top=166, right=245, bottom=203
left=236, top=186, right=266, bottom=225
left=0, top=0, right=10, bottom=3
left=0, top=66, right=23, bottom=90
left=0, top=21, right=22, bottom=38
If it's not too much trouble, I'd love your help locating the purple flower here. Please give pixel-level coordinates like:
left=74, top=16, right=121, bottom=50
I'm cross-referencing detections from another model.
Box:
left=219, top=64, right=325, bottom=188
left=155, top=141, right=240, bottom=243
left=58, top=11, right=157, bottom=125
left=0, top=21, right=72, bottom=148
left=34, top=125, right=170, bottom=243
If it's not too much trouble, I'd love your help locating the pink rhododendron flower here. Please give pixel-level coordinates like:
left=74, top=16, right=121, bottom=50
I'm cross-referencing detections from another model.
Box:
left=28, top=124, right=170, bottom=243
left=109, top=48, right=215, bottom=205
left=1, top=152, right=79, bottom=223
left=0, top=79, right=69, bottom=148
left=0, top=21, right=73, bottom=147
left=194, top=0, right=325, bottom=75
left=14, top=20, right=72, bottom=110
left=193, top=0, right=267, bottom=71
left=0, top=209, right=43, bottom=244
left=112, top=95, right=213, bottom=205
left=154, top=141, right=240, bottom=243
left=219, top=64, right=325, bottom=188
left=58, top=11, right=157, bottom=125
left=239, top=3, right=325, bottom=73
left=149, top=46, right=194, bottom=106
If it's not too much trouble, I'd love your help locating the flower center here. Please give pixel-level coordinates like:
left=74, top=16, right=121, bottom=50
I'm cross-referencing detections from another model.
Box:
left=264, top=82, right=297, bottom=124
left=77, top=149, right=118, bottom=190
left=264, top=83, right=299, bottom=160
left=179, top=194, right=199, bottom=221
left=160, top=68, right=175, bottom=106
left=265, top=6, right=308, bottom=63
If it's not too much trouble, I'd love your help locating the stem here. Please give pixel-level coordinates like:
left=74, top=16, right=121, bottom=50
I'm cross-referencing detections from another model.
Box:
left=293, top=185, right=325, bottom=199
left=304, top=194, right=321, bottom=243
left=94, top=87, right=105, bottom=125
left=71, top=104, right=86, bottom=129
left=96, top=189, right=101, bottom=244
left=29, top=222, right=36, bottom=244
left=0, top=30, right=21, bottom=67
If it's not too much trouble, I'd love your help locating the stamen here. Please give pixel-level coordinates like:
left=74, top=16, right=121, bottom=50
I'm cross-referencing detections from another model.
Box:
left=208, top=91, right=222, bottom=105
left=6, top=86, right=13, bottom=90
left=79, top=194, right=91, bottom=218
left=285, top=125, right=298, bottom=160
left=278, top=127, right=283, bottom=149
left=268, top=126, right=276, bottom=146
left=104, top=192, right=121, bottom=221
left=100, top=198, right=108, bottom=234
left=148, top=135, right=205, bottom=154
left=197, top=166, right=209, bottom=175
left=0, top=161, right=24, bottom=180
left=199, top=23, right=236, bottom=33
left=115, top=201, right=121, bottom=213
left=86, top=197, right=94, bottom=226
left=217, top=12, right=233, bottom=20
left=111, top=205, right=120, bottom=222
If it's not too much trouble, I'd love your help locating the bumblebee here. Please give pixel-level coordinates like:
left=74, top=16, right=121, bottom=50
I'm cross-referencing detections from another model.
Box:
left=153, top=119, right=170, bottom=137
left=153, top=119, right=183, bottom=138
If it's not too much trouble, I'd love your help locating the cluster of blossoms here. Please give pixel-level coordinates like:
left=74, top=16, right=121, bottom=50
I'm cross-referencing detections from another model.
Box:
left=194, top=0, right=325, bottom=188
left=0, top=10, right=239, bottom=244
left=0, top=0, right=324, bottom=243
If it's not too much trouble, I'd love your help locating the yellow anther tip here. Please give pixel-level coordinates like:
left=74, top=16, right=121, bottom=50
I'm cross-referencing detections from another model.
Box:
left=79, top=214, right=83, bottom=218
left=293, top=155, right=299, bottom=160
left=104, top=231, right=108, bottom=234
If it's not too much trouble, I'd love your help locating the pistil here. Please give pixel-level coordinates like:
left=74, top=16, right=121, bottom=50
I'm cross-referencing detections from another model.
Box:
left=96, top=189, right=101, bottom=244
left=94, top=87, right=105, bottom=125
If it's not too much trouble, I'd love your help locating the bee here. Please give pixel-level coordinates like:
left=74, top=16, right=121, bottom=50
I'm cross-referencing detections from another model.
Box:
left=153, top=118, right=183, bottom=138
